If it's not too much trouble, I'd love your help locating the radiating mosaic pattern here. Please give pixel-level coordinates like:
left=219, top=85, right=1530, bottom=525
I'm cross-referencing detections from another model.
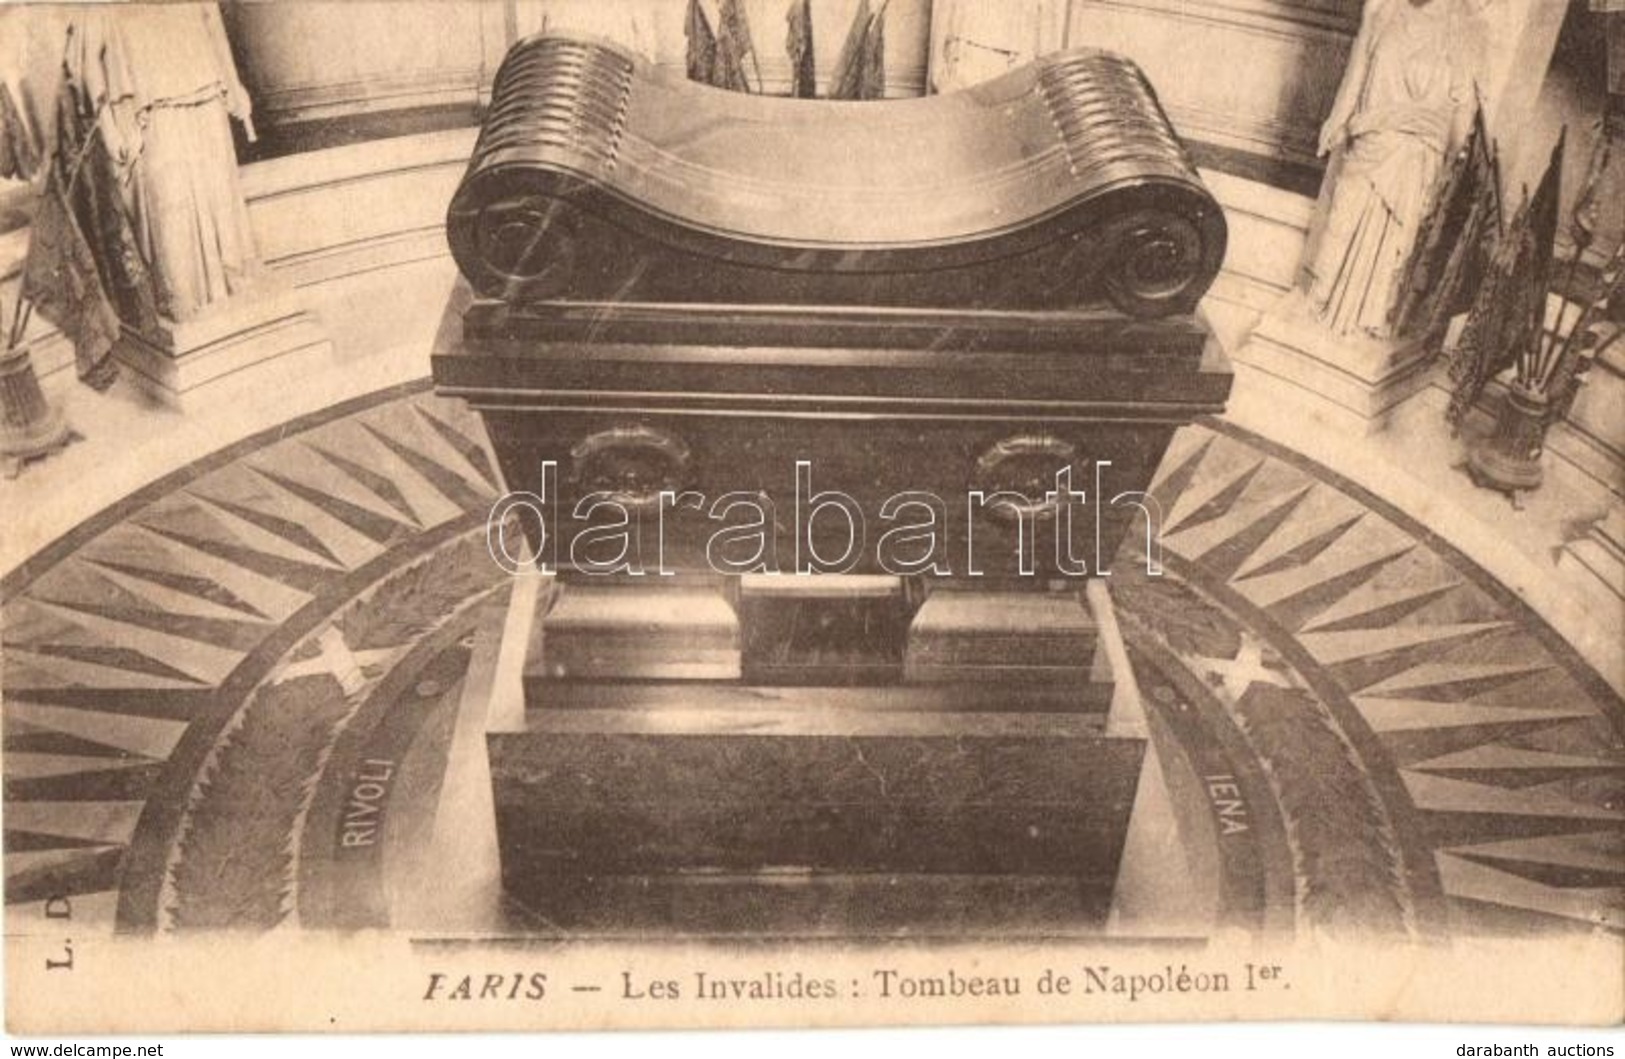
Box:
left=2, top=386, right=507, bottom=931
left=1131, top=424, right=1624, bottom=938
left=3, top=386, right=1620, bottom=937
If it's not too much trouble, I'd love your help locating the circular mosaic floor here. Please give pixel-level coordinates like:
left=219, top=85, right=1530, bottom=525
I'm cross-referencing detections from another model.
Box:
left=3, top=382, right=1621, bottom=938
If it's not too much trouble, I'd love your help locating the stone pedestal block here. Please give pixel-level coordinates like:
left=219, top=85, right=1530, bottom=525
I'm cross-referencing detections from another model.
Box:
left=1238, top=293, right=1435, bottom=436
left=488, top=577, right=1147, bottom=936
left=115, top=280, right=331, bottom=409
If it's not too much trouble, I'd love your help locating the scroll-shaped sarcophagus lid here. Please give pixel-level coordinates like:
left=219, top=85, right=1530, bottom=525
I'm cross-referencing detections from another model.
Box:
left=447, top=34, right=1226, bottom=318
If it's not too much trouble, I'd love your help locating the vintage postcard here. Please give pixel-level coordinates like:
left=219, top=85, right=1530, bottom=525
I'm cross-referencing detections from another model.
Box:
left=1, top=0, right=1621, bottom=1037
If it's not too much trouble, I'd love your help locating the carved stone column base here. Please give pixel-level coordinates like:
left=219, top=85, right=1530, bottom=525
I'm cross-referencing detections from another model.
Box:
left=1235, top=292, right=1434, bottom=436
left=115, top=279, right=332, bottom=410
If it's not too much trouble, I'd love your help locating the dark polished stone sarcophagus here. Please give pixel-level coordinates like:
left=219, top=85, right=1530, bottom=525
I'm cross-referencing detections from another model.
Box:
left=432, top=33, right=1232, bottom=936
left=447, top=34, right=1225, bottom=319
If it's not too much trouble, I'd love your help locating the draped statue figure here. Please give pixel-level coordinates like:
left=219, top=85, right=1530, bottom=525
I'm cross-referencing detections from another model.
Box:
left=68, top=3, right=261, bottom=326
left=1301, top=0, right=1485, bottom=340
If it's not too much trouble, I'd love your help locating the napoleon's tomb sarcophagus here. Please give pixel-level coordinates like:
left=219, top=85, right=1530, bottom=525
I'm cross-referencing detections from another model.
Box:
left=432, top=33, right=1232, bottom=935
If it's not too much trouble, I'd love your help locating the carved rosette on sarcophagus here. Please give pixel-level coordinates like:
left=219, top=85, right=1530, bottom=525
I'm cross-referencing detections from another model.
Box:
left=432, top=32, right=1233, bottom=936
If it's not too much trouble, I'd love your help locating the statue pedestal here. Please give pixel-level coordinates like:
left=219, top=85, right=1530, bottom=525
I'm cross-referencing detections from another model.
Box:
left=115, top=279, right=331, bottom=410
left=1237, top=292, right=1434, bottom=435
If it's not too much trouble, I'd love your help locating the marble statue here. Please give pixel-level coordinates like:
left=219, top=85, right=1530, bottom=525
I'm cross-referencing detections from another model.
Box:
left=1301, top=0, right=1486, bottom=340
left=67, top=3, right=261, bottom=325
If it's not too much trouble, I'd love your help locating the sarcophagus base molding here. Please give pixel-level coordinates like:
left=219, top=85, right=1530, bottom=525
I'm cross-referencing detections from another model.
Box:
left=488, top=575, right=1146, bottom=936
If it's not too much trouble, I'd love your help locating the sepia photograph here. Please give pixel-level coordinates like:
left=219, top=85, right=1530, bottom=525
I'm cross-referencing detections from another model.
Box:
left=0, top=0, right=1621, bottom=1042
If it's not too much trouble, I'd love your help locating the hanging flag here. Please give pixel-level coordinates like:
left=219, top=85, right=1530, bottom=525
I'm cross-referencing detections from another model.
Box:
left=1449, top=113, right=1505, bottom=321
left=685, top=0, right=721, bottom=86
left=1445, top=133, right=1565, bottom=427
left=0, top=81, right=41, bottom=182
left=19, top=88, right=135, bottom=389
left=857, top=0, right=887, bottom=100
left=1520, top=131, right=1566, bottom=389
left=830, top=0, right=888, bottom=101
left=20, top=75, right=160, bottom=390
left=1525, top=129, right=1565, bottom=314
left=828, top=0, right=870, bottom=100
left=1391, top=104, right=1501, bottom=341
left=20, top=164, right=122, bottom=388
left=786, top=0, right=816, bottom=99
left=1445, top=189, right=1525, bottom=429
left=716, top=0, right=761, bottom=93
